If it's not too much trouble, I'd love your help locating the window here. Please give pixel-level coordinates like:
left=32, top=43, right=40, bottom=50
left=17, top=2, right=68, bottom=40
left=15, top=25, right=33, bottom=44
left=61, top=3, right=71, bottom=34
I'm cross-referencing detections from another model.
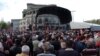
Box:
left=38, top=19, right=42, bottom=24
left=32, top=11, right=35, bottom=14
left=44, top=18, right=48, bottom=23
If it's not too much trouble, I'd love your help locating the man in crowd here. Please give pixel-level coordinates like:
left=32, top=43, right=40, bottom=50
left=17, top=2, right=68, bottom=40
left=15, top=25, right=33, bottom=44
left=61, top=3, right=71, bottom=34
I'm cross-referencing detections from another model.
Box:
left=0, top=42, right=5, bottom=56
left=10, top=39, right=21, bottom=56
left=16, top=45, right=30, bottom=56
left=58, top=40, right=80, bottom=56
left=37, top=41, right=56, bottom=56
left=74, top=36, right=87, bottom=53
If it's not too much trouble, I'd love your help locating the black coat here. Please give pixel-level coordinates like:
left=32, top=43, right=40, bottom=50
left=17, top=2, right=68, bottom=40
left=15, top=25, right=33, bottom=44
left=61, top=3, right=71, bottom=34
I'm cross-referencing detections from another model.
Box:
left=0, top=51, right=6, bottom=56
left=50, top=40, right=60, bottom=51
left=9, top=45, right=21, bottom=56
left=58, top=49, right=80, bottom=56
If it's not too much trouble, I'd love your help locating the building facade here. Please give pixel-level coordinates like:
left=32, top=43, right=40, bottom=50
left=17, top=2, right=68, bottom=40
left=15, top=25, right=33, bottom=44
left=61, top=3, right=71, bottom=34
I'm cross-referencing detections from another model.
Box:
left=19, top=3, right=72, bottom=31
left=36, top=14, right=61, bottom=30
left=11, top=19, right=20, bottom=31
left=19, top=3, right=57, bottom=31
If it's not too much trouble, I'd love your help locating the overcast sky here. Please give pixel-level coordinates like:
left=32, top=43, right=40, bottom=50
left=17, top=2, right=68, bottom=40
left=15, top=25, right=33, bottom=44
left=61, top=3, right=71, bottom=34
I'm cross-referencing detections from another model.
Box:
left=0, top=0, right=100, bottom=22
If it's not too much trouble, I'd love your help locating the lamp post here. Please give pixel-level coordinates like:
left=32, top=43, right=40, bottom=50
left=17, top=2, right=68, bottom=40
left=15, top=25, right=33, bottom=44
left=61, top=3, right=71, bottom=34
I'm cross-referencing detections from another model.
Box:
left=31, top=10, right=34, bottom=31
left=35, top=12, right=38, bottom=31
left=71, top=11, right=76, bottom=22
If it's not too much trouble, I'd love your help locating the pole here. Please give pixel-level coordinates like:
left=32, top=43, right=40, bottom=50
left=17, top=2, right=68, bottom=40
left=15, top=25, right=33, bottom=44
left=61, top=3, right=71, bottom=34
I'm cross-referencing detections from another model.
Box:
left=35, top=13, right=37, bottom=31
left=31, top=11, right=33, bottom=31
left=71, top=11, right=76, bottom=22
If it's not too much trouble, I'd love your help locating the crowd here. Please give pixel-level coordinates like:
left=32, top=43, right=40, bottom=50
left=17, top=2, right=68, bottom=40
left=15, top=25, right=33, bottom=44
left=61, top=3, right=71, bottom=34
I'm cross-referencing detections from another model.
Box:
left=0, top=29, right=99, bottom=56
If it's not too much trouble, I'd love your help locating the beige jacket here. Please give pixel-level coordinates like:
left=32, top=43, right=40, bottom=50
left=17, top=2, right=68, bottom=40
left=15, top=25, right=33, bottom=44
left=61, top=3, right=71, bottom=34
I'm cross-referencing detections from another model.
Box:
left=16, top=53, right=29, bottom=56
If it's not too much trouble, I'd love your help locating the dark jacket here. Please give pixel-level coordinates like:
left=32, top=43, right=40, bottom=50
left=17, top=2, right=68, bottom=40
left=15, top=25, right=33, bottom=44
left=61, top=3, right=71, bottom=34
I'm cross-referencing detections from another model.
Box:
left=58, top=48, right=80, bottom=56
left=74, top=41, right=87, bottom=53
left=57, top=48, right=66, bottom=56
left=9, top=45, right=21, bottom=56
left=0, top=51, right=6, bottom=56
left=37, top=53, right=56, bottom=56
left=50, top=40, right=60, bottom=51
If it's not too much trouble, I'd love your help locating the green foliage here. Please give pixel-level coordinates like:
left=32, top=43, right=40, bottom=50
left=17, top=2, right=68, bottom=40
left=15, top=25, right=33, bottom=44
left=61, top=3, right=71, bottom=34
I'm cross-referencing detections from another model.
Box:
left=0, top=20, right=8, bottom=29
left=85, top=19, right=100, bottom=25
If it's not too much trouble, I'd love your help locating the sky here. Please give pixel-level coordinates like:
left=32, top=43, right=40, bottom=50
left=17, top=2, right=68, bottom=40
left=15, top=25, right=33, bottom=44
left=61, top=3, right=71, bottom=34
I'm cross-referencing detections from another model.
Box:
left=0, top=0, right=100, bottom=22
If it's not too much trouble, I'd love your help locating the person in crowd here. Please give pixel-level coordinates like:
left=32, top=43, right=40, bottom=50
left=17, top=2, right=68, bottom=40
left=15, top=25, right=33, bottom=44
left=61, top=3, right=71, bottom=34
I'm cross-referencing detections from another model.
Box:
left=16, top=45, right=30, bottom=56
left=0, top=42, right=5, bottom=56
left=26, top=37, right=33, bottom=56
left=9, top=39, right=21, bottom=56
left=0, top=29, right=99, bottom=56
left=95, top=32, right=100, bottom=47
left=58, top=36, right=64, bottom=42
left=60, top=41, right=66, bottom=49
left=2, top=35, right=10, bottom=56
left=6, top=34, right=13, bottom=48
left=37, top=41, right=56, bottom=56
left=32, top=35, right=40, bottom=56
left=58, top=40, right=80, bottom=56
left=85, top=34, right=95, bottom=48
left=50, top=35, right=61, bottom=51
left=74, top=36, right=87, bottom=53
left=57, top=41, right=66, bottom=56
left=21, top=37, right=27, bottom=45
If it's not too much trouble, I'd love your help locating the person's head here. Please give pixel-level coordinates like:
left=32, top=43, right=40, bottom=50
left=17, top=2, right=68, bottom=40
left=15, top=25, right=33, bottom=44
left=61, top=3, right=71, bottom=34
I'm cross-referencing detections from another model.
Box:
left=6, top=34, right=10, bottom=39
left=22, top=45, right=30, bottom=54
left=44, top=35, right=51, bottom=41
left=15, top=39, right=21, bottom=46
left=32, top=35, right=38, bottom=41
left=58, top=36, right=64, bottom=42
left=60, top=41, right=66, bottom=49
left=84, top=34, right=88, bottom=38
left=66, top=40, right=74, bottom=48
left=42, top=42, right=51, bottom=52
left=79, top=36, right=86, bottom=42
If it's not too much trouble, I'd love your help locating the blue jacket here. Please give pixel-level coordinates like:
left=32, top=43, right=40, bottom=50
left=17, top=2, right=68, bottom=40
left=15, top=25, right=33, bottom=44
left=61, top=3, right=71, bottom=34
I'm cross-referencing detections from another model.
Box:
left=74, top=41, right=87, bottom=53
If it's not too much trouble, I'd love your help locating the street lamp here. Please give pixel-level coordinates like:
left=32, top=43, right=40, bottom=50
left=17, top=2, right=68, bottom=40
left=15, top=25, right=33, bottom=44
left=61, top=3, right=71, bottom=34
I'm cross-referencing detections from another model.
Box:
left=71, top=11, right=76, bottom=22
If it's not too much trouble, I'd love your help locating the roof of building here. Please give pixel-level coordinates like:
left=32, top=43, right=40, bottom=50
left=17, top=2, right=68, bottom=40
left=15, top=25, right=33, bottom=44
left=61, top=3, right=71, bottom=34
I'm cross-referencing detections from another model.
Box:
left=11, top=19, right=21, bottom=21
left=36, top=6, right=72, bottom=24
left=70, top=22, right=100, bottom=29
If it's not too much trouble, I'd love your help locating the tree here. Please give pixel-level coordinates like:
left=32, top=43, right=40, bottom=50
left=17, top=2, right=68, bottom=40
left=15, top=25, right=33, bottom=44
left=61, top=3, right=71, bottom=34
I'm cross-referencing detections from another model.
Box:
left=85, top=19, right=100, bottom=25
left=0, top=20, right=8, bottom=29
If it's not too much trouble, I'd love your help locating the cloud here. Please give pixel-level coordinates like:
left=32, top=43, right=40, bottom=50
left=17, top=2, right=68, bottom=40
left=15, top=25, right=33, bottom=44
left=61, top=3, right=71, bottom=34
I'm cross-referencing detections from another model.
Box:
left=0, top=3, right=4, bottom=11
left=0, top=0, right=27, bottom=22
left=0, top=1, right=8, bottom=11
left=0, top=0, right=100, bottom=22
